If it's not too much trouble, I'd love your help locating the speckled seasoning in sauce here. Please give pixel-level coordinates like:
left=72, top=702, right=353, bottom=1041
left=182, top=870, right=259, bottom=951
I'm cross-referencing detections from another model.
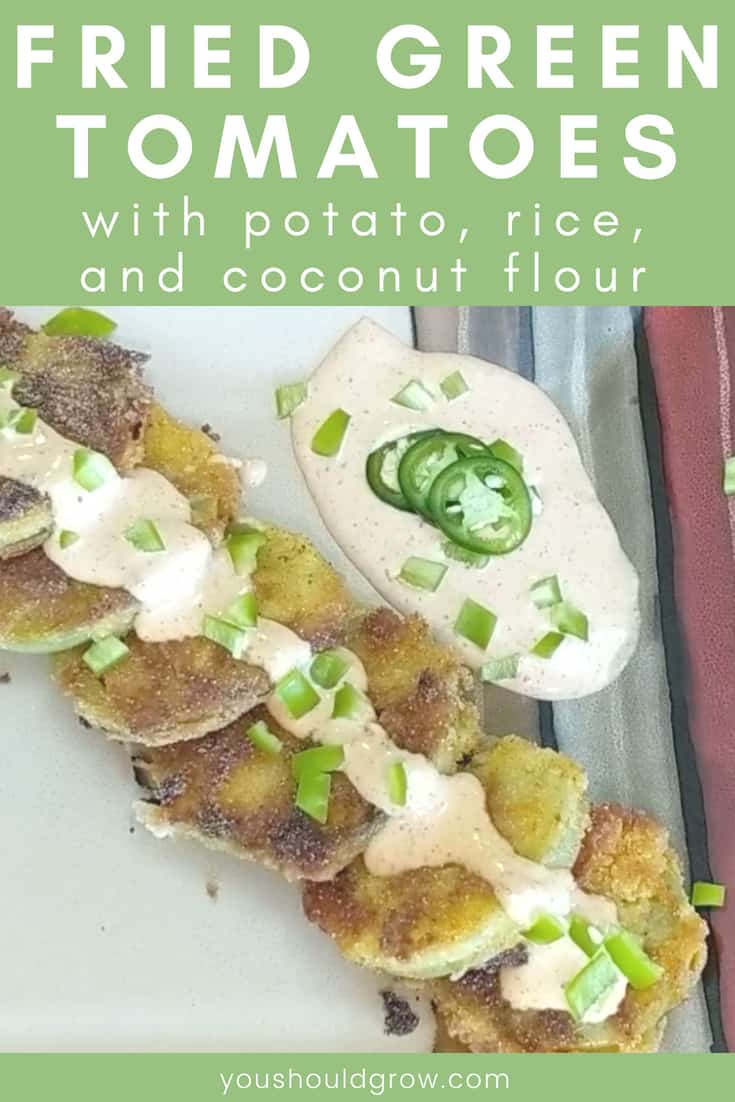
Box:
left=292, top=319, right=640, bottom=701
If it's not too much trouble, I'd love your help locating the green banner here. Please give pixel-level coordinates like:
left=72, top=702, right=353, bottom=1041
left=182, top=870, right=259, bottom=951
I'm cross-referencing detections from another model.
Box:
left=1, top=1, right=733, bottom=304
left=0, top=1054, right=733, bottom=1100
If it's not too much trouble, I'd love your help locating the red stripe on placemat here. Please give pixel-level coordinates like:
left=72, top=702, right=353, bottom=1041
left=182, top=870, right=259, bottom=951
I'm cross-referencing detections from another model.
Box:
left=645, top=307, right=735, bottom=1050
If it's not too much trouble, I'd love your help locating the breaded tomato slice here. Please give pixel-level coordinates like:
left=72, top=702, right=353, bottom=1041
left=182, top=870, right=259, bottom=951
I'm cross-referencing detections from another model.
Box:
left=0, top=307, right=150, bottom=558
left=134, top=708, right=379, bottom=881
left=0, top=307, right=151, bottom=470
left=55, top=635, right=270, bottom=746
left=302, top=737, right=589, bottom=979
left=0, top=549, right=137, bottom=653
left=142, top=404, right=240, bottom=542
left=470, top=736, right=589, bottom=868
left=432, top=804, right=707, bottom=1052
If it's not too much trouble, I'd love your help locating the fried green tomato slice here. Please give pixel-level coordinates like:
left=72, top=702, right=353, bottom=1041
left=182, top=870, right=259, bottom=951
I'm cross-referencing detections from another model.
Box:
left=50, top=522, right=354, bottom=744
left=0, top=307, right=151, bottom=469
left=0, top=477, right=53, bottom=560
left=54, top=635, right=270, bottom=746
left=132, top=604, right=483, bottom=872
left=302, top=737, right=589, bottom=980
left=133, top=708, right=379, bottom=881
left=469, top=736, right=589, bottom=868
left=304, top=858, right=520, bottom=980
left=142, top=403, right=240, bottom=542
left=252, top=524, right=355, bottom=647
left=431, top=804, right=708, bottom=1053
left=0, top=308, right=151, bottom=558
left=346, top=608, right=480, bottom=773
left=0, top=549, right=137, bottom=653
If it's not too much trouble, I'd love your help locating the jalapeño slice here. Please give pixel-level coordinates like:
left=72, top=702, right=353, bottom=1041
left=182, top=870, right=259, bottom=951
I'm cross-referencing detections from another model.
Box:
left=365, top=430, right=438, bottom=512
left=397, top=432, right=489, bottom=519
left=428, top=454, right=532, bottom=556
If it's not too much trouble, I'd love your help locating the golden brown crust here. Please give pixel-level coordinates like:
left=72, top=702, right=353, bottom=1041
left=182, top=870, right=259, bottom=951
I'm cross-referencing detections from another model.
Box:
left=470, top=736, right=589, bottom=867
left=54, top=635, right=270, bottom=745
left=0, top=477, right=53, bottom=559
left=134, top=708, right=379, bottom=880
left=347, top=609, right=480, bottom=771
left=574, top=803, right=670, bottom=902
left=303, top=859, right=518, bottom=979
left=431, top=1004, right=666, bottom=1054
left=573, top=805, right=708, bottom=1042
left=0, top=549, right=137, bottom=652
left=0, top=308, right=152, bottom=469
left=142, top=404, right=241, bottom=541
left=347, top=608, right=457, bottom=708
left=432, top=804, right=708, bottom=1053
left=433, top=1010, right=472, bottom=1053
left=253, top=525, right=355, bottom=646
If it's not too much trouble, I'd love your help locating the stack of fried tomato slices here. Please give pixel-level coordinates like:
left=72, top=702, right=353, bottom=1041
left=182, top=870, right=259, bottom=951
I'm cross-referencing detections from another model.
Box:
left=0, top=308, right=707, bottom=1052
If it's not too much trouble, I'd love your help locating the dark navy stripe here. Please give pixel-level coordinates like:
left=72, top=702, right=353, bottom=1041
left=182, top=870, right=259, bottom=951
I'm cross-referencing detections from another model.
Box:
left=408, top=307, right=418, bottom=352
left=634, top=310, right=727, bottom=1053
left=535, top=702, right=558, bottom=752
left=516, top=306, right=536, bottom=382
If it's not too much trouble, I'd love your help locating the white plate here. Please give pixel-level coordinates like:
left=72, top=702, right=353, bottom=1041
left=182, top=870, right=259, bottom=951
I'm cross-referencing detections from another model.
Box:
left=0, top=306, right=441, bottom=1053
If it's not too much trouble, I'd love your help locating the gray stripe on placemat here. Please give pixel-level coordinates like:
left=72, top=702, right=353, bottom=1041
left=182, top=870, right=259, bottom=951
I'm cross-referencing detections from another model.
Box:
left=414, top=307, right=540, bottom=745
left=635, top=316, right=726, bottom=1053
left=456, top=307, right=535, bottom=381
left=531, top=306, right=710, bottom=1053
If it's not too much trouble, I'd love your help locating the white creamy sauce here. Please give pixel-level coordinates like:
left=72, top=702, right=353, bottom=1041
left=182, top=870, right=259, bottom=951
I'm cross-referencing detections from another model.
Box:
left=0, top=375, right=627, bottom=1023
left=500, top=938, right=627, bottom=1024
left=291, top=320, right=640, bottom=700
left=0, top=384, right=246, bottom=640
left=248, top=618, right=313, bottom=684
